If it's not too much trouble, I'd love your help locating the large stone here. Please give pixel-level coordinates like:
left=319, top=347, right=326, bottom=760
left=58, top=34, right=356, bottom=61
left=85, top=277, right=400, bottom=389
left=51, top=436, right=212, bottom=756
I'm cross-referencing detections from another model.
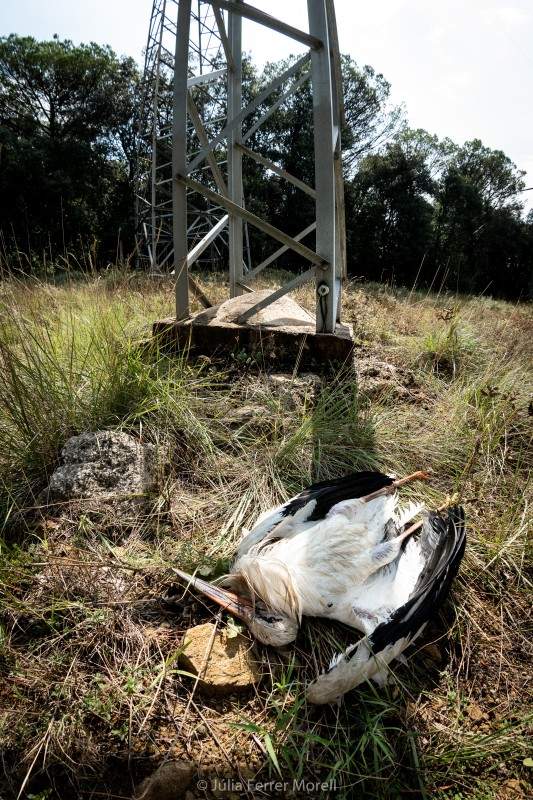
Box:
left=48, top=431, right=156, bottom=501
left=180, top=622, right=261, bottom=695
left=192, top=290, right=315, bottom=332
left=134, top=761, right=194, bottom=800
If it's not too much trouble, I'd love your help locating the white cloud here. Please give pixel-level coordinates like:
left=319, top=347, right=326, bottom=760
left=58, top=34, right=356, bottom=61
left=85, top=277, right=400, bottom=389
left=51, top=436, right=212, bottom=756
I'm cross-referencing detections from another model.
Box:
left=482, top=5, right=530, bottom=29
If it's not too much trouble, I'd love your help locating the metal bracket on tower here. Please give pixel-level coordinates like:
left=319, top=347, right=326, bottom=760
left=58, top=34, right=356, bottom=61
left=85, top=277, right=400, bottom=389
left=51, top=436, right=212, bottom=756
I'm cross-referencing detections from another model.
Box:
left=136, top=0, right=346, bottom=334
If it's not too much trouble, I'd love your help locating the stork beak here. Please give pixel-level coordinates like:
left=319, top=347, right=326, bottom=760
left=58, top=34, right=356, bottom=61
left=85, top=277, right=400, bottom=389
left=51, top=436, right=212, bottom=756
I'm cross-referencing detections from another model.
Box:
left=171, top=567, right=255, bottom=623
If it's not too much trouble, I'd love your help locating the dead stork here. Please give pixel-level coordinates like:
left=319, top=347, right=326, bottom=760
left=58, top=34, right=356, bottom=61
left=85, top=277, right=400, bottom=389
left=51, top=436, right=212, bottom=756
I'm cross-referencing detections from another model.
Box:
left=174, top=471, right=465, bottom=704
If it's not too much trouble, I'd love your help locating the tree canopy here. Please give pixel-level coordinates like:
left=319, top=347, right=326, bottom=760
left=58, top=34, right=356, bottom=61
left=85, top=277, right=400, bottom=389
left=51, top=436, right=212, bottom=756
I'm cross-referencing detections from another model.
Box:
left=0, top=33, right=531, bottom=298
left=0, top=34, right=138, bottom=261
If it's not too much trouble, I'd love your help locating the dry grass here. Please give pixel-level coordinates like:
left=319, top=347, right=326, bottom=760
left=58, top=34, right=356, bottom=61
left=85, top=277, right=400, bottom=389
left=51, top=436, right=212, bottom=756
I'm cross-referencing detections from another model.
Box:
left=0, top=269, right=531, bottom=799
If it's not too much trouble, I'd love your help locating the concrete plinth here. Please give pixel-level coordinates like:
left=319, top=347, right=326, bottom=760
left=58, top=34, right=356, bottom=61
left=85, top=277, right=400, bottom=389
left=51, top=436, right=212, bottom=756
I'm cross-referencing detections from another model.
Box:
left=153, top=290, right=354, bottom=370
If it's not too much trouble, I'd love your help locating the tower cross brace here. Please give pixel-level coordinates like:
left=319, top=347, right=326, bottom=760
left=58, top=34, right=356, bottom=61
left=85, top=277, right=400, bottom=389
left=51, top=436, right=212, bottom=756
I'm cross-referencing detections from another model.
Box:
left=136, top=0, right=346, bottom=334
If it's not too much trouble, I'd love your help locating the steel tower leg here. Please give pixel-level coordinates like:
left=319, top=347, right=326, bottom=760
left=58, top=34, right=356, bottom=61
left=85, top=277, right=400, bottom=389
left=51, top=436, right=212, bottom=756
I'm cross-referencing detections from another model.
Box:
left=228, top=3, right=243, bottom=297
left=173, top=0, right=191, bottom=319
left=150, top=0, right=167, bottom=274
left=308, top=0, right=337, bottom=332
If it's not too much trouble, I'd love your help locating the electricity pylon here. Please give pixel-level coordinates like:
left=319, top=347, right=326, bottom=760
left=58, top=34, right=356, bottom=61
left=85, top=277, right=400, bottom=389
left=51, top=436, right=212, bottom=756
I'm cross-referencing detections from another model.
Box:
left=136, top=0, right=345, bottom=333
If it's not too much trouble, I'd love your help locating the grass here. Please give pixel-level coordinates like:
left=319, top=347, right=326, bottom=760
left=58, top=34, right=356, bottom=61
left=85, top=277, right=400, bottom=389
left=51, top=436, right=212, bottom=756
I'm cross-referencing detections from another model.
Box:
left=0, top=268, right=531, bottom=799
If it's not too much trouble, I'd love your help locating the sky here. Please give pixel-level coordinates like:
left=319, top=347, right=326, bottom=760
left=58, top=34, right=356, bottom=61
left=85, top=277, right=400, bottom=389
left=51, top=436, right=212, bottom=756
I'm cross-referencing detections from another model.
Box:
left=2, top=0, right=532, bottom=210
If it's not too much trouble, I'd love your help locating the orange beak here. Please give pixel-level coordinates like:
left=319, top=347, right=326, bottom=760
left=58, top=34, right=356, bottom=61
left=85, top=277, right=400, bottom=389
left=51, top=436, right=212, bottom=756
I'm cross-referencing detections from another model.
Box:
left=172, top=567, right=255, bottom=623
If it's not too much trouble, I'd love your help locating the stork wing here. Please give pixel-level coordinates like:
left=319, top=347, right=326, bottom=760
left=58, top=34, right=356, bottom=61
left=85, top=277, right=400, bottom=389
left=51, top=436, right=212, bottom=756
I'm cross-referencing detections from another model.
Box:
left=306, top=506, right=466, bottom=704
left=238, top=471, right=393, bottom=557
left=282, top=471, right=394, bottom=521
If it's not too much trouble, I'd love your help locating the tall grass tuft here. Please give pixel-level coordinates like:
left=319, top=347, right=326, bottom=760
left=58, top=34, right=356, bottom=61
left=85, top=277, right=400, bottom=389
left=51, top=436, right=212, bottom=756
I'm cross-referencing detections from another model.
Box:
left=0, top=279, right=217, bottom=526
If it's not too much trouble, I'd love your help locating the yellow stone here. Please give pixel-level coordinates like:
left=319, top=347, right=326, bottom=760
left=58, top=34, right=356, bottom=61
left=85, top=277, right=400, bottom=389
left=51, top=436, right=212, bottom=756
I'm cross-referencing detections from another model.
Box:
left=180, top=622, right=261, bottom=695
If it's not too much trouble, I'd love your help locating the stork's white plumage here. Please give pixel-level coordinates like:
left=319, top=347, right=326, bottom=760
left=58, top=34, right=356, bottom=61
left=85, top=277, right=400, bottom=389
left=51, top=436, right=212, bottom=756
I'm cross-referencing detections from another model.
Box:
left=228, top=493, right=424, bottom=630
left=174, top=470, right=466, bottom=704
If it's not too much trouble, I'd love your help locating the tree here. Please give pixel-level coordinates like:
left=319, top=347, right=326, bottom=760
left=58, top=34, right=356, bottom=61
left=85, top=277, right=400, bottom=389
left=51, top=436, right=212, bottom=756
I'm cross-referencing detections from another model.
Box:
left=431, top=140, right=529, bottom=295
left=236, top=54, right=402, bottom=269
left=0, top=35, right=139, bottom=264
left=452, top=139, right=525, bottom=208
left=394, top=128, right=456, bottom=180
left=340, top=58, right=403, bottom=174
left=346, top=141, right=434, bottom=285
left=1, top=34, right=531, bottom=298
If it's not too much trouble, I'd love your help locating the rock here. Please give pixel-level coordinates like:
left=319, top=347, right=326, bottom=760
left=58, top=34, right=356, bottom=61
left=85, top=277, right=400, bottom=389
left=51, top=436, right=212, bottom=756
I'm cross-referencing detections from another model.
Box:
left=180, top=622, right=261, bottom=695
left=48, top=431, right=156, bottom=502
left=238, top=372, right=321, bottom=413
left=224, top=403, right=271, bottom=430
left=356, top=357, right=421, bottom=402
left=499, top=779, right=526, bottom=799
left=266, top=372, right=321, bottom=408
left=192, top=290, right=315, bottom=332
left=134, top=761, right=194, bottom=800
left=466, top=701, right=484, bottom=722
left=268, top=372, right=321, bottom=391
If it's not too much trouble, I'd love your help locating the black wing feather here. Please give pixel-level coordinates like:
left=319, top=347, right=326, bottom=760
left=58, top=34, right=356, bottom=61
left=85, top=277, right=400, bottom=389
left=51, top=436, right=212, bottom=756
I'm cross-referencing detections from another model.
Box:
left=369, top=506, right=466, bottom=653
left=282, top=471, right=394, bottom=522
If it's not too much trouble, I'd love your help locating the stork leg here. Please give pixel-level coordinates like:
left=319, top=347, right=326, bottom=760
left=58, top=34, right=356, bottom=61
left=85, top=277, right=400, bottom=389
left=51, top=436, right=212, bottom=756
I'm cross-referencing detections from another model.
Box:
left=351, top=502, right=428, bottom=585
left=361, top=470, right=431, bottom=503
left=367, top=533, right=414, bottom=571
left=366, top=499, right=454, bottom=576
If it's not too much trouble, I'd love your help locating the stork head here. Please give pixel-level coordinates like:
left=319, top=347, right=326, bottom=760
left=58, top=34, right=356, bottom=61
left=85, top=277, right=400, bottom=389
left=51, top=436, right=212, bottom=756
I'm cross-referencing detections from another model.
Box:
left=245, top=601, right=299, bottom=646
left=172, top=568, right=298, bottom=647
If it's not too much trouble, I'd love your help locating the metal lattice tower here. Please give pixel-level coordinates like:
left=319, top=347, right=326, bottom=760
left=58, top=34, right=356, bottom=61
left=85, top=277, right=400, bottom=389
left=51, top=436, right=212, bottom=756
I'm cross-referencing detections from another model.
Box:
left=136, top=0, right=231, bottom=274
left=136, top=0, right=346, bottom=333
